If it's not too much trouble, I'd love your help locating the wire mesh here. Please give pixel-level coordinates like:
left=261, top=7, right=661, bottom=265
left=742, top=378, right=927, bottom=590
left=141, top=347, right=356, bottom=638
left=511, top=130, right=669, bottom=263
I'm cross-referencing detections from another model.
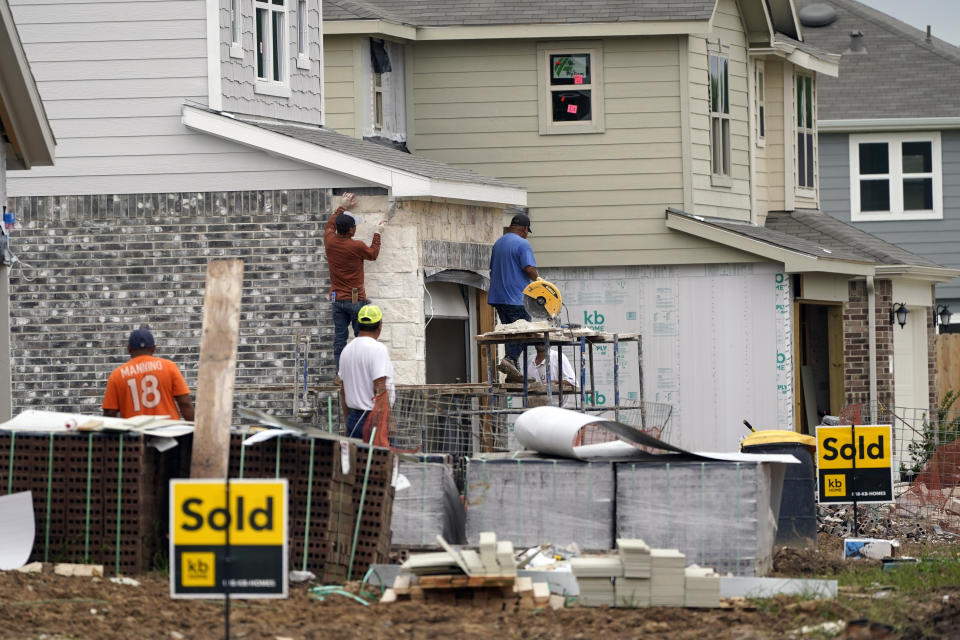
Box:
left=303, top=386, right=675, bottom=459
left=836, top=401, right=960, bottom=528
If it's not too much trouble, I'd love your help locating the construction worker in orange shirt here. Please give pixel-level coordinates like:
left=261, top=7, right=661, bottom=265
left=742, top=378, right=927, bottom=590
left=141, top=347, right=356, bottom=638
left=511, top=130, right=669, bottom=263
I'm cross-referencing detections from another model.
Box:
left=102, top=327, right=195, bottom=421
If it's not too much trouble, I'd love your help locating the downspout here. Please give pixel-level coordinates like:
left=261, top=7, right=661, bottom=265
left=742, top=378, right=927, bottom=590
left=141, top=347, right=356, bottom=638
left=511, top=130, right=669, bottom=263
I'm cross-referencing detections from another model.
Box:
left=867, top=276, right=877, bottom=420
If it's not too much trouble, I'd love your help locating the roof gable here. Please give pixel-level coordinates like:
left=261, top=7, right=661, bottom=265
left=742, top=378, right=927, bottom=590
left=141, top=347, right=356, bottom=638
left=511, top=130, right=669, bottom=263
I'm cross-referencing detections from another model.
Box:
left=796, top=0, right=960, bottom=120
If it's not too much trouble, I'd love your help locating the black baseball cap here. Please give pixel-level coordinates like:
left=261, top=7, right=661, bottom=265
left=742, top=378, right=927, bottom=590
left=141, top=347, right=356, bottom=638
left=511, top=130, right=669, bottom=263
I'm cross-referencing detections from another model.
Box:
left=510, top=213, right=532, bottom=232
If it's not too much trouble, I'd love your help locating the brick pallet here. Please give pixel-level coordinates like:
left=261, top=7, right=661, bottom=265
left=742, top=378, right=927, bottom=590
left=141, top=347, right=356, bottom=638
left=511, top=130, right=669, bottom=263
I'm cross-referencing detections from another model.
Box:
left=0, top=429, right=396, bottom=579
left=0, top=431, right=167, bottom=576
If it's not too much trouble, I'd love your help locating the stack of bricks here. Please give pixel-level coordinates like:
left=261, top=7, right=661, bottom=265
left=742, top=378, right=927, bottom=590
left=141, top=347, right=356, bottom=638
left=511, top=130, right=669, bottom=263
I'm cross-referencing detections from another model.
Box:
left=0, top=429, right=396, bottom=580
left=229, top=432, right=396, bottom=582
left=0, top=430, right=170, bottom=576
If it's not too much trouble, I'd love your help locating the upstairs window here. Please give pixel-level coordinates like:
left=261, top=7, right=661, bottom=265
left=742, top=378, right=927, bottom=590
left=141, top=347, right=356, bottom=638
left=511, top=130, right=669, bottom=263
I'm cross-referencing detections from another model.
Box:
left=297, top=1, right=307, bottom=55
left=229, top=0, right=243, bottom=58
left=296, top=0, right=310, bottom=69
left=709, top=52, right=730, bottom=176
left=850, top=132, right=943, bottom=221
left=755, top=63, right=765, bottom=144
left=537, top=42, right=604, bottom=135
left=231, top=0, right=241, bottom=45
left=796, top=72, right=815, bottom=190
left=255, top=0, right=289, bottom=96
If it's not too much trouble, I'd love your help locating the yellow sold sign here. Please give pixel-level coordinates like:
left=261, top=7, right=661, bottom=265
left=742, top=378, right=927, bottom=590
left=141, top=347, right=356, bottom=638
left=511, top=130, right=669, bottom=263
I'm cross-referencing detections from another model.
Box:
left=817, top=425, right=892, bottom=470
left=172, top=481, right=284, bottom=546
left=170, top=479, right=288, bottom=599
left=815, top=425, right=893, bottom=504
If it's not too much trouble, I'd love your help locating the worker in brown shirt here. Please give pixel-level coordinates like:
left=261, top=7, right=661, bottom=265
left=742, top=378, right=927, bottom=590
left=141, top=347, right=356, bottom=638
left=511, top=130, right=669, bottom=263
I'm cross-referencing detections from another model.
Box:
left=324, top=192, right=384, bottom=370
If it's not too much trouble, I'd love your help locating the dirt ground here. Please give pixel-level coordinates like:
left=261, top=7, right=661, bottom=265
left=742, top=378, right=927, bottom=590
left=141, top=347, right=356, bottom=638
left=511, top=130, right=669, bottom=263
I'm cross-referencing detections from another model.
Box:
left=1, top=535, right=958, bottom=640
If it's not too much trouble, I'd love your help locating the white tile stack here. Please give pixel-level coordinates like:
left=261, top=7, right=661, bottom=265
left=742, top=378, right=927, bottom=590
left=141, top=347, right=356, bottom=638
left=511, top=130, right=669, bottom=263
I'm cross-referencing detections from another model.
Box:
left=570, top=557, right=621, bottom=607
left=650, top=549, right=686, bottom=607
left=684, top=565, right=721, bottom=608
left=616, top=538, right=652, bottom=607
left=496, top=540, right=517, bottom=577
left=479, top=531, right=500, bottom=575
left=477, top=531, right=517, bottom=577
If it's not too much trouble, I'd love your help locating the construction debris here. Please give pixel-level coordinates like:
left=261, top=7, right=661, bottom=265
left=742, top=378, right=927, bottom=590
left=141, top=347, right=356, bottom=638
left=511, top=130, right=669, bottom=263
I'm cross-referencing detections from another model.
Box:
left=818, top=503, right=960, bottom=542
left=386, top=532, right=550, bottom=607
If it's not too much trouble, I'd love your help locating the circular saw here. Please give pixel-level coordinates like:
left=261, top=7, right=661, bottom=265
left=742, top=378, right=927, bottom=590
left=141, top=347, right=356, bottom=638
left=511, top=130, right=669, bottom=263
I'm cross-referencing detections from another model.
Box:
left=523, top=279, right=563, bottom=324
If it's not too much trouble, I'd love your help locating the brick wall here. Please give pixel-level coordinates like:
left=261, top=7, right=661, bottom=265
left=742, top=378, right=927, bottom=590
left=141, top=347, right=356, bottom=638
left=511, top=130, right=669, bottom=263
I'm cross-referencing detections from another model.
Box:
left=843, top=279, right=894, bottom=414
left=6, top=190, right=335, bottom=417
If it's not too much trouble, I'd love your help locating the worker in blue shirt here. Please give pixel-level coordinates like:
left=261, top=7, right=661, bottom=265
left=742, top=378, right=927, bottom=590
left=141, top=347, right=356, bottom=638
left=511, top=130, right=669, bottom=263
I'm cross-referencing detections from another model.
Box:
left=488, top=213, right=539, bottom=379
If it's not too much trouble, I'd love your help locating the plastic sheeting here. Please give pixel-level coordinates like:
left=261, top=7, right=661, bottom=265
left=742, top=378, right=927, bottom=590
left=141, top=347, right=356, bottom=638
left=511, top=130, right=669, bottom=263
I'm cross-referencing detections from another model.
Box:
left=464, top=457, right=614, bottom=550
left=616, top=461, right=778, bottom=576
left=391, top=458, right=466, bottom=546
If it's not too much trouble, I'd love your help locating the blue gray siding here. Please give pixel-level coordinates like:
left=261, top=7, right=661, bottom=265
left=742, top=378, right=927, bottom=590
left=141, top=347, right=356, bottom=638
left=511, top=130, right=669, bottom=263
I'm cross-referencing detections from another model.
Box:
left=220, top=0, right=323, bottom=125
left=818, top=131, right=960, bottom=300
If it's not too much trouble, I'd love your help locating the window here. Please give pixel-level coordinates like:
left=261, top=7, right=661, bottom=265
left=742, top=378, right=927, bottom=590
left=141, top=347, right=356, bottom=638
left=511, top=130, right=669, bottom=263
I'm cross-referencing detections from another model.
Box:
left=373, top=71, right=384, bottom=132
left=850, top=132, right=943, bottom=221
left=796, top=73, right=815, bottom=190
left=296, top=0, right=311, bottom=69
left=537, top=43, right=604, bottom=135
left=755, top=63, right=765, bottom=144
left=229, top=0, right=243, bottom=59
left=255, top=0, right=288, bottom=95
left=231, top=0, right=241, bottom=44
left=709, top=52, right=730, bottom=176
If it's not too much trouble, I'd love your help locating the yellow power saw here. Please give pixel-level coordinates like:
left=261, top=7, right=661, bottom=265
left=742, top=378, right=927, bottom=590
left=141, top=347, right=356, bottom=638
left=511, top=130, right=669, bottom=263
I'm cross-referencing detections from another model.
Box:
left=522, top=278, right=563, bottom=324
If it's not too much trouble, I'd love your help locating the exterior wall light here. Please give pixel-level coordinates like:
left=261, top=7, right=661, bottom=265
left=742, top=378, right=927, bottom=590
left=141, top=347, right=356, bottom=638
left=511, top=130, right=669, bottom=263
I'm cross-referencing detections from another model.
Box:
left=890, top=302, right=909, bottom=329
left=936, top=304, right=952, bottom=327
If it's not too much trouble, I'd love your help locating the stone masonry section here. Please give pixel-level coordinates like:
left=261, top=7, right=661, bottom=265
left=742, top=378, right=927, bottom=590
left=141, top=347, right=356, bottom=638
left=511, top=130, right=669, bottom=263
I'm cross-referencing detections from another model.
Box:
left=843, top=279, right=894, bottom=415
left=6, top=190, right=334, bottom=417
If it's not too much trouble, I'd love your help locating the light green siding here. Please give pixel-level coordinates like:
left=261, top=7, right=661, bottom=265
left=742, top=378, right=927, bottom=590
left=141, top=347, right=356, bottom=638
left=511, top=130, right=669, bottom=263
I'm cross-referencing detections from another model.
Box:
left=688, top=0, right=752, bottom=220
left=323, top=35, right=360, bottom=135
left=407, top=35, right=758, bottom=268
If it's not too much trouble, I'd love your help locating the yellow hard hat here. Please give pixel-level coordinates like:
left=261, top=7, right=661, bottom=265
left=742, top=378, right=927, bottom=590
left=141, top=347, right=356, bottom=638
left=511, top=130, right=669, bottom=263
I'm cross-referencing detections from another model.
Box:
left=357, top=304, right=383, bottom=325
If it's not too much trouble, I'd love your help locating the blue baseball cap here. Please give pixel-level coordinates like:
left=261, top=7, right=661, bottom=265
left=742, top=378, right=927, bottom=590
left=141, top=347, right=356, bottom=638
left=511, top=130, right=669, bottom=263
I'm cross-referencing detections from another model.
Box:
left=128, top=328, right=155, bottom=349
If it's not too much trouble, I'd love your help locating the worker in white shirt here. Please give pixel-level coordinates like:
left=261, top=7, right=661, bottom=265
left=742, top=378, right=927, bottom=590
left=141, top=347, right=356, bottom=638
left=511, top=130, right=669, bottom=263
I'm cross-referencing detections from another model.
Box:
left=521, top=343, right=577, bottom=407
left=338, top=304, right=395, bottom=440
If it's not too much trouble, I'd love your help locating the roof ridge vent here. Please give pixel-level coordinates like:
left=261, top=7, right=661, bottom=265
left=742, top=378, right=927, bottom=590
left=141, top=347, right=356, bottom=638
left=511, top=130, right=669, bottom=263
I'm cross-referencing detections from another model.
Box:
left=845, top=30, right=867, bottom=55
left=798, top=3, right=838, bottom=28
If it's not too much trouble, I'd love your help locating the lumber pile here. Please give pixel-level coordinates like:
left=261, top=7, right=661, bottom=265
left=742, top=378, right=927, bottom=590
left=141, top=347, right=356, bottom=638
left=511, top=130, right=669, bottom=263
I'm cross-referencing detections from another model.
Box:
left=380, top=533, right=556, bottom=608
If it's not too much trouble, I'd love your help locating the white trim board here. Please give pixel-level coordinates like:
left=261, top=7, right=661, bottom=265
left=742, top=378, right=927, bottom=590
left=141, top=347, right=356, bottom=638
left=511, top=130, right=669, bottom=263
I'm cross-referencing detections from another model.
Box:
left=205, top=0, right=222, bottom=112
left=324, top=19, right=711, bottom=40
left=181, top=105, right=526, bottom=206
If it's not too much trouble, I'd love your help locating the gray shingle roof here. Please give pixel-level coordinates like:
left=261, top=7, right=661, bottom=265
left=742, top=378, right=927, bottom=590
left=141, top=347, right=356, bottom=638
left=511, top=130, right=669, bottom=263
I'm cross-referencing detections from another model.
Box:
left=669, top=208, right=944, bottom=268
left=323, top=0, right=717, bottom=27
left=764, top=209, right=944, bottom=268
left=241, top=118, right=522, bottom=190
left=796, top=0, right=960, bottom=120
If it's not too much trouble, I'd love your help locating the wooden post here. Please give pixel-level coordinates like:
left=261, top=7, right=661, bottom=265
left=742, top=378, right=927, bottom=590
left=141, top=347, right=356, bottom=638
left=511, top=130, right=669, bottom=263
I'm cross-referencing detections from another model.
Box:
left=190, top=259, right=244, bottom=479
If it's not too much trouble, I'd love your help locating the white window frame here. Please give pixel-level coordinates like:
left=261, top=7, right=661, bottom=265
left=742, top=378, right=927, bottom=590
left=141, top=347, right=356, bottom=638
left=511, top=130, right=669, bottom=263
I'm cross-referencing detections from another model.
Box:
left=849, top=132, right=943, bottom=222
left=373, top=70, right=384, bottom=132
left=296, top=0, right=310, bottom=70
left=755, top=62, right=765, bottom=147
left=709, top=50, right=731, bottom=180
left=229, top=0, right=244, bottom=59
left=537, top=41, right=604, bottom=135
left=795, top=71, right=816, bottom=196
left=254, top=0, right=291, bottom=98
